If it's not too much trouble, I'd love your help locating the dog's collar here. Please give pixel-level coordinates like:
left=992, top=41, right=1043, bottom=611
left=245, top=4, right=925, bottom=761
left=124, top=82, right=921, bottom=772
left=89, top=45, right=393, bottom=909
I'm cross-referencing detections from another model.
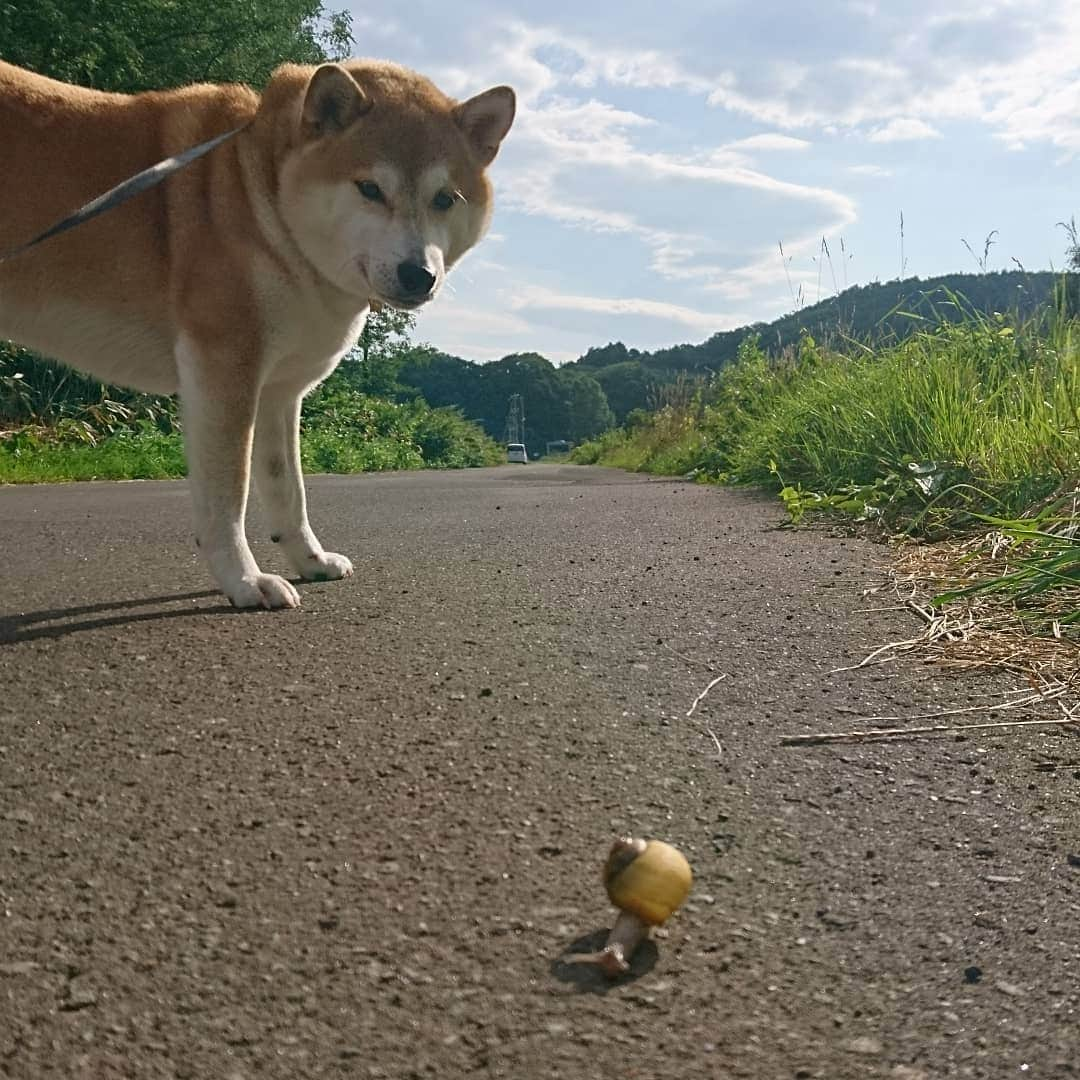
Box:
left=0, top=123, right=249, bottom=265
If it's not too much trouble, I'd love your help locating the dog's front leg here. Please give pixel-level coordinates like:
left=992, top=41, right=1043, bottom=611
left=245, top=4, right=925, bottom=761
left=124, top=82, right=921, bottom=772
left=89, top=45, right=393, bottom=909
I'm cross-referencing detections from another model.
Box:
left=253, top=380, right=354, bottom=583
left=176, top=339, right=301, bottom=610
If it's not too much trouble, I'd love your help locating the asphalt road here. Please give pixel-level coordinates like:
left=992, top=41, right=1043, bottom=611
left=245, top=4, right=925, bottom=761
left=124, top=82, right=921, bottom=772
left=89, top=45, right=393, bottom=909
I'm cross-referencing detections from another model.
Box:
left=0, top=465, right=1077, bottom=1080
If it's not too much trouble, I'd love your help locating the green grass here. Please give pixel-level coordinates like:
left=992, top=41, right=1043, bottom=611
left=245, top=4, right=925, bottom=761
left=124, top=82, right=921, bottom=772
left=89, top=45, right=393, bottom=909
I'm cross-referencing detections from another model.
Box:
left=0, top=370, right=503, bottom=483
left=0, top=426, right=186, bottom=482
left=0, top=420, right=501, bottom=484
left=722, top=320, right=1076, bottom=525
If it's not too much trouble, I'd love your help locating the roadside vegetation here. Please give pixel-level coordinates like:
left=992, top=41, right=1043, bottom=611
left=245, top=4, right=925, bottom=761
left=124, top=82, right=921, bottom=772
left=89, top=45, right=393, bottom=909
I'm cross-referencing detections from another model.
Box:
left=575, top=298, right=1077, bottom=529
left=0, top=332, right=502, bottom=482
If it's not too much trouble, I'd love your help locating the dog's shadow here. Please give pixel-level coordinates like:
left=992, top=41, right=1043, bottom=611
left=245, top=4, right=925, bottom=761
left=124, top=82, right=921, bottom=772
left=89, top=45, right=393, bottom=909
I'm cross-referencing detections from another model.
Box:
left=550, top=928, right=659, bottom=994
left=0, top=589, right=239, bottom=645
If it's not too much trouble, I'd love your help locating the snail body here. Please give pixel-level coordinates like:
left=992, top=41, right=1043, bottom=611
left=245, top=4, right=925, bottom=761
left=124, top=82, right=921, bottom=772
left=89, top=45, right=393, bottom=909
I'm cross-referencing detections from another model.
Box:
left=566, top=837, right=692, bottom=978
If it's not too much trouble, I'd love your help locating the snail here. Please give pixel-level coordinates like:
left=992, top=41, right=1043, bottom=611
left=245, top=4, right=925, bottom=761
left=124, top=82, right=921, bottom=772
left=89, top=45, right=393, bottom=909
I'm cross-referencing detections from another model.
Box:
left=565, top=837, right=693, bottom=978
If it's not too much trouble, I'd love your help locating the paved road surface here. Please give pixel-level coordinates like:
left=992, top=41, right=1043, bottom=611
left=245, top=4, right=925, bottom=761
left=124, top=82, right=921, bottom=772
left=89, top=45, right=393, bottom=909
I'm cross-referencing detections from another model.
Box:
left=1, top=465, right=1077, bottom=1079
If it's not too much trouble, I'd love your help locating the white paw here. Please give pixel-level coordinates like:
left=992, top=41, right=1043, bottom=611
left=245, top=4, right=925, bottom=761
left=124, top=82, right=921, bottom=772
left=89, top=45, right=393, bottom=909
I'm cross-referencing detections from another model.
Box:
left=300, top=551, right=354, bottom=582
left=227, top=573, right=302, bottom=610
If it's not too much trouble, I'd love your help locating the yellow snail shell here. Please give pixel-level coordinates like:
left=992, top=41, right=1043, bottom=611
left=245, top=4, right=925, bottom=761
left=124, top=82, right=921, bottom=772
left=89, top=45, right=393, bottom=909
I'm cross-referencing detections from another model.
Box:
left=604, top=837, right=693, bottom=925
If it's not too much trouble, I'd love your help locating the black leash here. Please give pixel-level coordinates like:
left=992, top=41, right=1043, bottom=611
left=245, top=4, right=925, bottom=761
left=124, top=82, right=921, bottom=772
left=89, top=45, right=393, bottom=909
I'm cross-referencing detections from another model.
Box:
left=0, top=124, right=247, bottom=265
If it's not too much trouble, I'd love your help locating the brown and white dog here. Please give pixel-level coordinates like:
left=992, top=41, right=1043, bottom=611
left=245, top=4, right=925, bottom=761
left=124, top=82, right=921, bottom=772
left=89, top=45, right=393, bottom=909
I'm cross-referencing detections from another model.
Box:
left=0, top=59, right=514, bottom=608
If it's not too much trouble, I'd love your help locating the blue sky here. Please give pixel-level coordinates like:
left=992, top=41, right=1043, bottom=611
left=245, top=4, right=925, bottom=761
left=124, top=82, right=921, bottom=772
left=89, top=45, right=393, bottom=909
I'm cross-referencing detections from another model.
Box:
left=342, top=0, right=1080, bottom=363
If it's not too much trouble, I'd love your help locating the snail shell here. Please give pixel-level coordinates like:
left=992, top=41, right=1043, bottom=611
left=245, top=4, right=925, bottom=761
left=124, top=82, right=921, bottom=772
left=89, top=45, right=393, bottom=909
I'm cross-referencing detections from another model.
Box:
left=603, top=837, right=692, bottom=926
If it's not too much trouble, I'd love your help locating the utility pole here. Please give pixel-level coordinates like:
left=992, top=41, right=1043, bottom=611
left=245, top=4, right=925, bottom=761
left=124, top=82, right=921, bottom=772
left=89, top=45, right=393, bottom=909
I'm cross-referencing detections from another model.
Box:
left=505, top=394, right=525, bottom=445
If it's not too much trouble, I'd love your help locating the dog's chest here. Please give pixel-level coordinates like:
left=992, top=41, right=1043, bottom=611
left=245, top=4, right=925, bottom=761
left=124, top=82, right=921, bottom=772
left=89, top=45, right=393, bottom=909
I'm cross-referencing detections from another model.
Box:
left=254, top=264, right=368, bottom=384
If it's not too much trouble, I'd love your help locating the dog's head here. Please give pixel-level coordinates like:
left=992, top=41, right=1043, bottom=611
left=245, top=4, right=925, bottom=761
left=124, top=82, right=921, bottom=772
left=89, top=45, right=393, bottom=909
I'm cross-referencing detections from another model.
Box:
left=271, top=61, right=514, bottom=309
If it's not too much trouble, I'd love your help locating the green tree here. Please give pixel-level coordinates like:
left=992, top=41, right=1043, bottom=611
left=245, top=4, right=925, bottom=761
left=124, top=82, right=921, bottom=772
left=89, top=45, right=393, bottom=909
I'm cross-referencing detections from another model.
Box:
left=574, top=341, right=642, bottom=370
left=556, top=368, right=614, bottom=442
left=398, top=351, right=486, bottom=422
left=400, top=350, right=616, bottom=450
left=590, top=361, right=656, bottom=423
left=480, top=353, right=566, bottom=449
left=342, top=307, right=419, bottom=396
left=355, top=307, right=416, bottom=366
left=0, top=0, right=352, bottom=93
left=314, top=308, right=427, bottom=399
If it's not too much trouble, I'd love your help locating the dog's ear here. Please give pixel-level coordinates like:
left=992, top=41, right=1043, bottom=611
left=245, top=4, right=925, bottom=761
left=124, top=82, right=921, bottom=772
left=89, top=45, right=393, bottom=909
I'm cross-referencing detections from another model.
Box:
left=301, top=64, right=371, bottom=138
left=455, top=86, right=516, bottom=165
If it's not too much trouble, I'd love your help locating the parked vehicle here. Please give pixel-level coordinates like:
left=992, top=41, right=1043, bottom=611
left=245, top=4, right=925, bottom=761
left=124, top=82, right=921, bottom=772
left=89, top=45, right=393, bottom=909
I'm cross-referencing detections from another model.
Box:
left=506, top=443, right=528, bottom=463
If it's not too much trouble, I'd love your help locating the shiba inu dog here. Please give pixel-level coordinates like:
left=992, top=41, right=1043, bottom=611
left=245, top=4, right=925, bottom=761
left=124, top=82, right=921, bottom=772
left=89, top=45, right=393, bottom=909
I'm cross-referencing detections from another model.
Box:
left=0, top=59, right=514, bottom=608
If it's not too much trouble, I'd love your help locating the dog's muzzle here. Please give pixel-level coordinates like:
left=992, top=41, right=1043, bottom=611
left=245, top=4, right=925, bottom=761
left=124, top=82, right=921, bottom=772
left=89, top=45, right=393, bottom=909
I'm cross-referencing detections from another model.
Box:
left=396, top=260, right=438, bottom=300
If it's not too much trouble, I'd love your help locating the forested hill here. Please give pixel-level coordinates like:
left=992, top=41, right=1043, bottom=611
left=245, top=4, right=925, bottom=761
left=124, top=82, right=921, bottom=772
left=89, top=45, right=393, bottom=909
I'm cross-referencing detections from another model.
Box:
left=568, top=270, right=1074, bottom=379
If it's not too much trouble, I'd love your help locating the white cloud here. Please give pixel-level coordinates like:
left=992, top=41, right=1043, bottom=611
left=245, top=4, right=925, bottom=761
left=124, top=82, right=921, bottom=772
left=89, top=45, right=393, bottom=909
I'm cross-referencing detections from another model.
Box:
left=568, top=43, right=715, bottom=95
left=500, top=179, right=639, bottom=236
left=834, top=57, right=911, bottom=82
left=502, top=92, right=856, bottom=238
left=428, top=23, right=561, bottom=103
left=521, top=97, right=658, bottom=141
left=356, top=3, right=1080, bottom=157
left=701, top=244, right=816, bottom=303
left=867, top=116, right=943, bottom=143
left=847, top=163, right=893, bottom=177
left=413, top=301, right=538, bottom=362
left=725, top=133, right=813, bottom=152
left=981, top=61, right=1080, bottom=155
left=694, top=4, right=1080, bottom=156
left=510, top=285, right=742, bottom=332
left=489, top=73, right=858, bottom=303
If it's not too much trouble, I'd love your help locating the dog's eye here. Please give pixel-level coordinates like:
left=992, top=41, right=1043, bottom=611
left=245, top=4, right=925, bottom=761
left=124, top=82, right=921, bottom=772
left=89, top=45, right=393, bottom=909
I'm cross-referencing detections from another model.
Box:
left=357, top=180, right=384, bottom=202
left=432, top=190, right=455, bottom=212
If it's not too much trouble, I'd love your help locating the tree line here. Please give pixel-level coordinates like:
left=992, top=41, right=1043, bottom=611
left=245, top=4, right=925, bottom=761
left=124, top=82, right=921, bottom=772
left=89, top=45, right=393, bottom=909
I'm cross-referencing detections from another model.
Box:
left=323, top=313, right=615, bottom=454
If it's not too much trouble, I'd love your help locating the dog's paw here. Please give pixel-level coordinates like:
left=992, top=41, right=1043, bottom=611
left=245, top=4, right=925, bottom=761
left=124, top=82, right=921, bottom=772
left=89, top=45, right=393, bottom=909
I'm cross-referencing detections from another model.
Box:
left=301, top=551, right=354, bottom=583
left=227, top=573, right=302, bottom=610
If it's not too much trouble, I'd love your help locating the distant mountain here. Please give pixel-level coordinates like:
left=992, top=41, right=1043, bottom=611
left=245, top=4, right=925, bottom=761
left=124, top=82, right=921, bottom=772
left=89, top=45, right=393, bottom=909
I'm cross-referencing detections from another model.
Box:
left=570, top=270, right=1076, bottom=378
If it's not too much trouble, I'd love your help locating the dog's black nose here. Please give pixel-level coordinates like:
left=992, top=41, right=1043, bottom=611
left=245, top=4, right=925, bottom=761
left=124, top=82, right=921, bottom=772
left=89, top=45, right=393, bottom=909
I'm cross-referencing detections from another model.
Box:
left=397, top=261, right=437, bottom=297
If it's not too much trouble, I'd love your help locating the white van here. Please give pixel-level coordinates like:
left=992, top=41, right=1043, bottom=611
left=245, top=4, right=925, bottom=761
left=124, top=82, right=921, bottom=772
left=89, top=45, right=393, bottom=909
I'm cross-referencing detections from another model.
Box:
left=506, top=443, right=528, bottom=464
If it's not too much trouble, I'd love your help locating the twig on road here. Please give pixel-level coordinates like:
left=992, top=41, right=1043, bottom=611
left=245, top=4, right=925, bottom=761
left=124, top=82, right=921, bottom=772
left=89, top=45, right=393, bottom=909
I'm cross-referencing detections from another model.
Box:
left=828, top=631, right=928, bottom=672
left=829, top=599, right=976, bottom=674
left=857, top=686, right=1068, bottom=724
left=686, top=674, right=727, bottom=719
left=781, top=715, right=1078, bottom=747
left=701, top=726, right=723, bottom=761
left=660, top=640, right=717, bottom=671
